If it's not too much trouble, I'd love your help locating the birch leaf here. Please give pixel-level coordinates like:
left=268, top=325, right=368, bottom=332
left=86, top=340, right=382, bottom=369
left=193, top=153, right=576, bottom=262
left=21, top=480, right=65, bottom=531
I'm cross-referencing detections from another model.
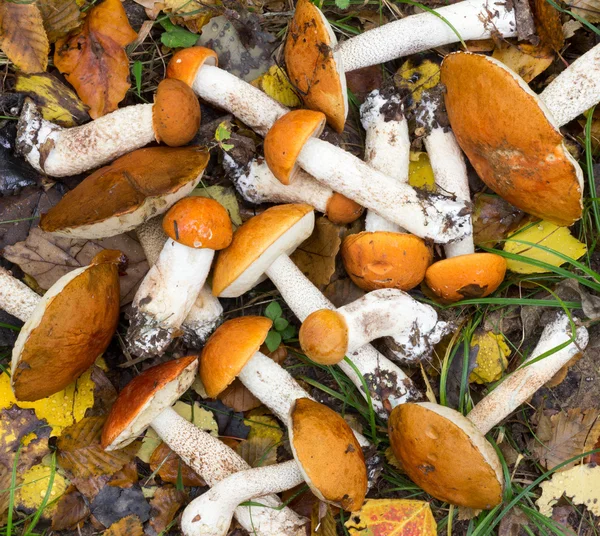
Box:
left=537, top=464, right=600, bottom=516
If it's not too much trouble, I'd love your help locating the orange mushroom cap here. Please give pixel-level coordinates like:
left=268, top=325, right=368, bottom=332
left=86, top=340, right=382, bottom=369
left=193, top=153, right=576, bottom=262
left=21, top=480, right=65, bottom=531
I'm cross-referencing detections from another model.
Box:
left=424, top=253, right=507, bottom=302
left=166, top=47, right=218, bottom=87
left=342, top=231, right=432, bottom=291
left=162, top=197, right=233, bottom=250
left=153, top=78, right=201, bottom=147
left=299, top=309, right=348, bottom=365
left=264, top=110, right=326, bottom=185
left=326, top=193, right=364, bottom=224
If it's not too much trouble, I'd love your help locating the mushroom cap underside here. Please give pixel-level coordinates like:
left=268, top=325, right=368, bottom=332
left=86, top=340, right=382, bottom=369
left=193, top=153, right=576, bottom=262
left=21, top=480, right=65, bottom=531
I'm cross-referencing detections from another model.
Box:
left=299, top=309, right=349, bottom=365
left=153, top=78, right=201, bottom=147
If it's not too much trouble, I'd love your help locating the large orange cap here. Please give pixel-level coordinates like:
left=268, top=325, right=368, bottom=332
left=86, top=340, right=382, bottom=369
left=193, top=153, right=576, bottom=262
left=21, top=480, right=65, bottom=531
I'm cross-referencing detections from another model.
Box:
left=264, top=110, right=326, bottom=185
left=167, top=47, right=218, bottom=87
left=389, top=403, right=503, bottom=509
left=101, top=356, right=198, bottom=449
left=441, top=52, right=582, bottom=226
left=291, top=398, right=367, bottom=511
left=425, top=253, right=507, bottom=302
left=162, top=197, right=233, bottom=250
left=200, top=316, right=272, bottom=398
left=326, top=193, right=364, bottom=224
left=342, top=231, right=432, bottom=291
left=153, top=78, right=201, bottom=147
left=12, top=259, right=122, bottom=401
left=285, top=0, right=347, bottom=132
left=299, top=309, right=348, bottom=365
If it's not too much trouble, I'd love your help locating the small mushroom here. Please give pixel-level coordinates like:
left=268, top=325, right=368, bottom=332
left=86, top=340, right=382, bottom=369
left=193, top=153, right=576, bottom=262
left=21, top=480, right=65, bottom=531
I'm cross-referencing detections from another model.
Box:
left=299, top=289, right=448, bottom=365
left=441, top=46, right=600, bottom=225
left=101, top=356, right=307, bottom=536
left=0, top=250, right=123, bottom=401
left=212, top=204, right=422, bottom=418
left=17, top=79, right=201, bottom=177
left=180, top=398, right=367, bottom=536
left=39, top=146, right=210, bottom=239
left=285, top=0, right=522, bottom=131
left=388, top=313, right=589, bottom=509
left=264, top=110, right=470, bottom=244
left=127, top=197, right=233, bottom=358
left=136, top=216, right=223, bottom=347
left=342, top=88, right=432, bottom=291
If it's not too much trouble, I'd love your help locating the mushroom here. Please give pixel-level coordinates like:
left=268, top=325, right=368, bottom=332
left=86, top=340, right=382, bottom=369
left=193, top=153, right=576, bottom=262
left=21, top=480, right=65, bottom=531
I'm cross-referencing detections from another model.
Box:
left=388, top=313, right=589, bottom=509
left=285, top=0, right=523, bottom=131
left=441, top=45, right=600, bottom=225
left=180, top=398, right=366, bottom=536
left=17, top=79, right=201, bottom=177
left=342, top=88, right=432, bottom=291
left=0, top=250, right=123, bottom=401
left=234, top=158, right=363, bottom=225
left=212, top=203, right=422, bottom=418
left=264, top=110, right=470, bottom=244
left=39, top=146, right=210, bottom=239
left=409, top=77, right=507, bottom=302
left=101, top=356, right=307, bottom=536
left=298, top=289, right=448, bottom=365
left=136, top=216, right=223, bottom=347
left=127, top=197, right=233, bottom=358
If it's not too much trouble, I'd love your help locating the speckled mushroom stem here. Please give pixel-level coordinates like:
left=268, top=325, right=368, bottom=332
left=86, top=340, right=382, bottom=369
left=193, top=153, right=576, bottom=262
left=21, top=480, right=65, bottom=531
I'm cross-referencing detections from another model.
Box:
left=467, top=314, right=589, bottom=435
left=181, top=460, right=304, bottom=536
left=150, top=407, right=307, bottom=536
left=337, top=0, right=518, bottom=72
left=539, top=43, right=600, bottom=127
left=16, top=100, right=155, bottom=177
left=266, top=255, right=421, bottom=417
left=0, top=267, right=40, bottom=321
left=136, top=218, right=223, bottom=347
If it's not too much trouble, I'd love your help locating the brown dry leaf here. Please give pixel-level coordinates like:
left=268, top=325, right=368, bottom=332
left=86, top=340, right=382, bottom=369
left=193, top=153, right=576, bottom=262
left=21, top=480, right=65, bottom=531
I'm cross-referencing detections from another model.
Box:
left=218, top=379, right=263, bottom=412
left=149, top=442, right=205, bottom=487
left=291, top=216, right=342, bottom=290
left=36, top=0, right=83, bottom=42
left=54, top=0, right=137, bottom=118
left=566, top=0, right=600, bottom=22
left=311, top=501, right=337, bottom=536
left=533, top=0, right=565, bottom=49
left=51, top=485, right=90, bottom=530
left=530, top=409, right=600, bottom=471
left=108, top=461, right=139, bottom=488
left=497, top=507, right=531, bottom=536
left=345, top=499, right=437, bottom=535
left=0, top=464, right=9, bottom=525
left=3, top=227, right=149, bottom=305
left=236, top=436, right=278, bottom=467
left=0, top=2, right=49, bottom=73
left=472, top=193, right=526, bottom=248
left=149, top=485, right=188, bottom=534
left=57, top=416, right=140, bottom=479
left=103, top=514, right=144, bottom=536
left=492, top=42, right=554, bottom=83
left=162, top=0, right=215, bottom=32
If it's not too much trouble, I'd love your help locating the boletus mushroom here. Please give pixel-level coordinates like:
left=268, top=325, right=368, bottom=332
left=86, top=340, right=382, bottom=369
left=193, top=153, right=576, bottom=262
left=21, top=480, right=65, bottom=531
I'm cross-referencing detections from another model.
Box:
left=389, top=313, right=588, bottom=509
left=180, top=398, right=367, bottom=536
left=102, top=356, right=307, bottom=535
left=17, top=79, right=201, bottom=177
left=0, top=250, right=124, bottom=401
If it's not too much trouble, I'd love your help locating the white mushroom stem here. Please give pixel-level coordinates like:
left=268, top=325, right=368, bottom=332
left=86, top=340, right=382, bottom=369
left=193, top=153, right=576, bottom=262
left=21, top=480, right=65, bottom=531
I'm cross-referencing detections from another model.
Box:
left=337, top=289, right=448, bottom=361
left=150, top=407, right=307, bottom=536
left=265, top=254, right=421, bottom=417
left=181, top=460, right=304, bottom=536
left=16, top=101, right=155, bottom=177
left=127, top=240, right=214, bottom=358
left=0, top=267, right=40, bottom=321
left=361, top=89, right=410, bottom=234
left=337, top=0, right=518, bottom=72
left=539, top=43, right=600, bottom=127
left=136, top=218, right=223, bottom=347
left=237, top=350, right=371, bottom=449
left=297, top=137, right=470, bottom=243
left=468, top=314, right=589, bottom=435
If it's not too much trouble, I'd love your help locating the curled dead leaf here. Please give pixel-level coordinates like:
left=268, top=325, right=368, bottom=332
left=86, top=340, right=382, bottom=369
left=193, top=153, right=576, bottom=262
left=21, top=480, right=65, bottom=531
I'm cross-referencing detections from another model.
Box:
left=36, top=0, right=83, bottom=43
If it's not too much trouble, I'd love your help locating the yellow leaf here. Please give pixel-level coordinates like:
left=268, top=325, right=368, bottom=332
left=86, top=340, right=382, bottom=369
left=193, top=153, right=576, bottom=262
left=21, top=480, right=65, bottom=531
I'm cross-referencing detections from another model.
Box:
left=15, top=73, right=89, bottom=127
left=345, top=499, right=437, bottom=535
left=16, top=463, right=69, bottom=516
left=251, top=65, right=301, bottom=108
left=0, top=366, right=95, bottom=437
left=311, top=502, right=337, bottom=536
left=384, top=446, right=404, bottom=471
left=503, top=221, right=587, bottom=274
left=537, top=463, right=600, bottom=516
left=469, top=331, right=510, bottom=384
left=492, top=43, right=554, bottom=83
left=0, top=2, right=49, bottom=73
left=394, top=59, right=440, bottom=105
left=408, top=152, right=436, bottom=191
left=244, top=414, right=283, bottom=445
